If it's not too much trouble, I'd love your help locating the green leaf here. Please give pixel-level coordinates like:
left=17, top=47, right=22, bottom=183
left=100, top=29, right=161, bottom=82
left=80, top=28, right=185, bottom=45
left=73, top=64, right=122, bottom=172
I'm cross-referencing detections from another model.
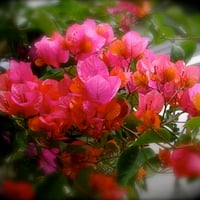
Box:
left=117, top=146, right=139, bottom=186
left=180, top=40, right=197, bottom=62
left=170, top=43, right=185, bottom=62
left=184, top=117, right=200, bottom=128
left=74, top=167, right=94, bottom=197
left=117, top=146, right=155, bottom=186
left=28, top=9, right=59, bottom=35
left=35, top=173, right=68, bottom=200
left=125, top=114, right=140, bottom=131
left=159, top=26, right=175, bottom=39
left=40, top=67, right=64, bottom=80
left=133, top=128, right=175, bottom=146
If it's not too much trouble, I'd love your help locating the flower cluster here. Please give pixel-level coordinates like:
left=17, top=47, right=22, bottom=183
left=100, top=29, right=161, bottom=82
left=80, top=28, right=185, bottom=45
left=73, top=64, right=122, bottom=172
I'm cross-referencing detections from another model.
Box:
left=0, top=18, right=200, bottom=200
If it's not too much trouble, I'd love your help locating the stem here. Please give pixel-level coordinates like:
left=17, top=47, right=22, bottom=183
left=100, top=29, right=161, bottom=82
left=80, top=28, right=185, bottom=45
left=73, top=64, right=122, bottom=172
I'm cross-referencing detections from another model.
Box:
left=154, top=129, right=175, bottom=148
left=122, top=125, right=139, bottom=138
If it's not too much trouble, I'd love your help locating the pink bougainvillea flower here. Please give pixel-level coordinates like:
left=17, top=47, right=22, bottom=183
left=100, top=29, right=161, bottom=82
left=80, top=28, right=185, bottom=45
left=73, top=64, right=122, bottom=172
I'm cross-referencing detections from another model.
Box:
left=136, top=90, right=164, bottom=115
left=8, top=60, right=39, bottom=84
left=107, top=0, right=151, bottom=32
left=102, top=46, right=130, bottom=69
left=149, top=54, right=178, bottom=85
left=127, top=49, right=154, bottom=93
left=65, top=19, right=105, bottom=59
left=84, top=75, right=121, bottom=104
left=103, top=31, right=148, bottom=69
left=180, top=83, right=200, bottom=116
left=89, top=173, right=126, bottom=200
left=34, top=32, right=69, bottom=68
left=0, top=60, right=42, bottom=117
left=169, top=146, right=200, bottom=177
left=77, top=54, right=109, bottom=82
left=134, top=90, right=164, bottom=131
left=122, top=31, right=149, bottom=59
left=129, top=71, right=149, bottom=93
left=175, top=60, right=200, bottom=88
left=39, top=148, right=59, bottom=174
left=0, top=83, right=42, bottom=117
left=25, top=142, right=38, bottom=158
left=96, top=22, right=115, bottom=45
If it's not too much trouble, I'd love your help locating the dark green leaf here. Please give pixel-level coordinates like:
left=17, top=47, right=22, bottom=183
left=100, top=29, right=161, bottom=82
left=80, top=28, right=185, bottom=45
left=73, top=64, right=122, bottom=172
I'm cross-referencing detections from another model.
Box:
left=170, top=43, right=185, bottom=62
left=117, top=146, right=155, bottom=186
left=117, top=146, right=139, bottom=186
left=180, top=40, right=197, bottom=62
left=35, top=173, right=68, bottom=200
left=40, top=67, right=64, bottom=80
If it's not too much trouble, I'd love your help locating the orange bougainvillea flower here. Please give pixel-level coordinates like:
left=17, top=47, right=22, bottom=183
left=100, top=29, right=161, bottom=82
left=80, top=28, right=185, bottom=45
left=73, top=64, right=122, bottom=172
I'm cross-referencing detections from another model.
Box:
left=60, top=145, right=102, bottom=180
left=1, top=180, right=35, bottom=200
left=136, top=167, right=147, bottom=181
left=110, top=67, right=131, bottom=88
left=134, top=90, right=164, bottom=132
left=89, top=173, right=126, bottom=200
left=158, top=148, right=171, bottom=167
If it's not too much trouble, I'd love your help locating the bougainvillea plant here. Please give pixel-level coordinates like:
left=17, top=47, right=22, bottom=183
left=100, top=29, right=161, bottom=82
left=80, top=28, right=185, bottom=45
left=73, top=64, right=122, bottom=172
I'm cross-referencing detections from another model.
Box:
left=0, top=3, right=200, bottom=200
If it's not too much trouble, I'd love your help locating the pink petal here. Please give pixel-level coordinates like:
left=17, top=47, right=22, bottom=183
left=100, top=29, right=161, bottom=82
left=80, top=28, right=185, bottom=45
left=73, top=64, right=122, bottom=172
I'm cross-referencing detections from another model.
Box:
left=84, top=75, right=120, bottom=104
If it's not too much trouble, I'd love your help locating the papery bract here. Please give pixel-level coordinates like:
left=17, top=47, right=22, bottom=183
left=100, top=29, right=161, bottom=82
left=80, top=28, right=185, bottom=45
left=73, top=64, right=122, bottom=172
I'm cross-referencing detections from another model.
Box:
left=9, top=60, right=38, bottom=83
left=175, top=60, right=200, bottom=88
left=122, top=31, right=149, bottom=59
left=77, top=54, right=109, bottom=82
left=136, top=90, right=164, bottom=115
left=65, top=19, right=105, bottom=59
left=180, top=83, right=200, bottom=116
left=34, top=32, right=69, bottom=68
left=0, top=83, right=42, bottom=117
left=103, top=39, right=130, bottom=69
left=84, top=75, right=121, bottom=104
left=110, top=67, right=131, bottom=88
left=96, top=22, right=115, bottom=45
left=39, top=148, right=59, bottom=174
left=169, top=146, right=200, bottom=177
left=134, top=90, right=164, bottom=131
left=107, top=0, right=151, bottom=31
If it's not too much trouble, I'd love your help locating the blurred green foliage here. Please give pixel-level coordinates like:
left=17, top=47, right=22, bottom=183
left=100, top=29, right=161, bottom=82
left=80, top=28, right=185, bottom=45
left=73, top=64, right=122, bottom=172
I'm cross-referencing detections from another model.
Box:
left=0, top=0, right=200, bottom=62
